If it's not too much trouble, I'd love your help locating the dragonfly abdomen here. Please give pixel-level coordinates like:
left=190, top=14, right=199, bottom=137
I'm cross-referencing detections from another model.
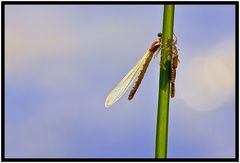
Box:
left=170, top=82, right=175, bottom=98
left=169, top=36, right=179, bottom=98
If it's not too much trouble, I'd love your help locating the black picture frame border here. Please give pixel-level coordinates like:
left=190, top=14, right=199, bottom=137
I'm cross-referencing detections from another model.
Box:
left=1, top=1, right=239, bottom=162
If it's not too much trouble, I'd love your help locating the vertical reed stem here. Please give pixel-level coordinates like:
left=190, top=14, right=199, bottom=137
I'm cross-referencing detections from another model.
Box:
left=155, top=5, right=175, bottom=158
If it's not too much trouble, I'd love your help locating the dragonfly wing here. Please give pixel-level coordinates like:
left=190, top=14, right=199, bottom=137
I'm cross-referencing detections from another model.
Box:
left=105, top=50, right=151, bottom=108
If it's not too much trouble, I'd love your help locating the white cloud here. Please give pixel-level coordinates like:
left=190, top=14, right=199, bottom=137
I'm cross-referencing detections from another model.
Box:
left=177, top=36, right=235, bottom=111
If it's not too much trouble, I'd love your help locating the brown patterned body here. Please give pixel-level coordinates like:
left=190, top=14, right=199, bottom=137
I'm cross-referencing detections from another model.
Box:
left=170, top=55, right=179, bottom=82
left=170, top=68, right=176, bottom=83
left=168, top=36, right=179, bottom=98
left=170, top=82, right=175, bottom=98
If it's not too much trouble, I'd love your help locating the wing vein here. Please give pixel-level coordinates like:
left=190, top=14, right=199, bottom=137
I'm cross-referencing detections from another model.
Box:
left=105, top=50, right=151, bottom=107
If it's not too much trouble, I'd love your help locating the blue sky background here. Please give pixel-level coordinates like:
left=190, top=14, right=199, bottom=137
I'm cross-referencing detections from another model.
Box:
left=5, top=4, right=235, bottom=158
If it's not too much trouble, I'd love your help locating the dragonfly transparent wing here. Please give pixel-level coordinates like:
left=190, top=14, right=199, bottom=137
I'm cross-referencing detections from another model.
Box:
left=105, top=50, right=151, bottom=108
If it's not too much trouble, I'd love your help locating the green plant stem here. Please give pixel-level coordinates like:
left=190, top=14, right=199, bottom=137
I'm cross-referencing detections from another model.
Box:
left=155, top=5, right=175, bottom=158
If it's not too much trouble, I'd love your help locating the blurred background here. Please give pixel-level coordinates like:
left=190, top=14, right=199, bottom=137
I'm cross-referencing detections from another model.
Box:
left=5, top=4, right=235, bottom=158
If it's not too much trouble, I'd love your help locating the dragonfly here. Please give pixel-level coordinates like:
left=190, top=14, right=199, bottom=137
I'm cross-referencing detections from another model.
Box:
left=105, top=33, right=162, bottom=108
